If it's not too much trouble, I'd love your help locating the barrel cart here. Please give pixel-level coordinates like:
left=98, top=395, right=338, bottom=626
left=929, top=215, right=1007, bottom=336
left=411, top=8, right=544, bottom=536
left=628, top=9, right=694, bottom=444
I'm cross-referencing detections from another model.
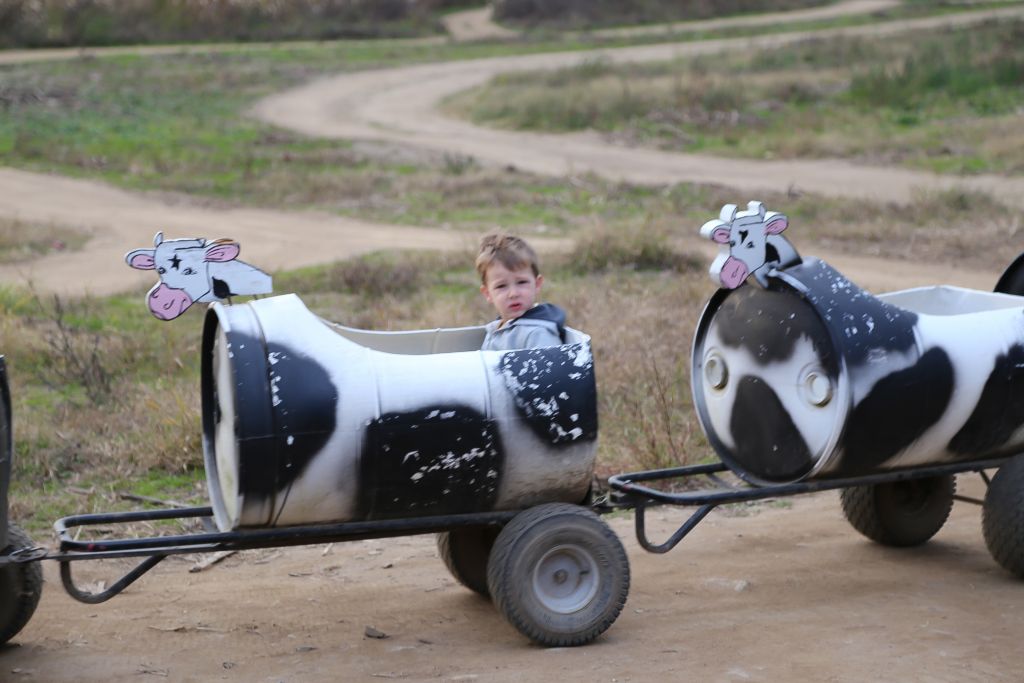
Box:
left=3, top=205, right=1024, bottom=652
left=0, top=285, right=629, bottom=648
left=609, top=202, right=1024, bottom=577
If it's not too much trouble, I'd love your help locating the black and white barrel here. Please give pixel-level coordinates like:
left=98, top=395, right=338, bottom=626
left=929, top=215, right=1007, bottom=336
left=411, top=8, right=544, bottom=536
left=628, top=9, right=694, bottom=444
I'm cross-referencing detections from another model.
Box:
left=693, top=257, right=1024, bottom=484
left=201, top=294, right=598, bottom=530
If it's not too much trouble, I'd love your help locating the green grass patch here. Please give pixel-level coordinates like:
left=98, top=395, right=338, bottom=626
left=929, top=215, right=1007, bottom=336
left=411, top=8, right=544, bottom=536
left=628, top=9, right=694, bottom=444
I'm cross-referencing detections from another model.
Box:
left=449, top=17, right=1024, bottom=175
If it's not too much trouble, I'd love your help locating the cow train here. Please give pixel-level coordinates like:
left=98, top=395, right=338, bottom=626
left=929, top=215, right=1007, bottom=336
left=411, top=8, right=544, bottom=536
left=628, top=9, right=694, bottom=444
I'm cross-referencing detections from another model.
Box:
left=1, top=202, right=1023, bottom=651
left=695, top=202, right=1024, bottom=485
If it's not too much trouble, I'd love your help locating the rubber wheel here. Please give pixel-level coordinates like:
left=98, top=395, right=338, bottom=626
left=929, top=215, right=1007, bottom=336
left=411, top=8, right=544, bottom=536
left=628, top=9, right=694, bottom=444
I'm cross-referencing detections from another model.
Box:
left=437, top=526, right=501, bottom=597
left=840, top=475, right=955, bottom=547
left=487, top=503, right=629, bottom=647
left=982, top=457, right=1024, bottom=578
left=0, top=523, right=44, bottom=645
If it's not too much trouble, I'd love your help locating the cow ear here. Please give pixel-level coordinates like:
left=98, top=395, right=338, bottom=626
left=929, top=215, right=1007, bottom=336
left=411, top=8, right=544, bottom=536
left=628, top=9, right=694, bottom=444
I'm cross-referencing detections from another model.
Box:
left=126, top=249, right=156, bottom=270
left=710, top=227, right=731, bottom=244
left=764, top=214, right=788, bottom=235
left=204, top=242, right=240, bottom=262
left=700, top=219, right=730, bottom=243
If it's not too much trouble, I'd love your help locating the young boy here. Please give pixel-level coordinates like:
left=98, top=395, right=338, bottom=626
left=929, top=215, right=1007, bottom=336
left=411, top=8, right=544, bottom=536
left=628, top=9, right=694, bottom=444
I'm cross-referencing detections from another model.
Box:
left=476, top=233, right=566, bottom=351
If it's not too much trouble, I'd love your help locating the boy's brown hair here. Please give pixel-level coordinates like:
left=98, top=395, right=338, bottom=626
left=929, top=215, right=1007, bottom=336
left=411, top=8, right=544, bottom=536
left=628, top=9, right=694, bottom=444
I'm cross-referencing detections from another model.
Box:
left=475, top=233, right=540, bottom=283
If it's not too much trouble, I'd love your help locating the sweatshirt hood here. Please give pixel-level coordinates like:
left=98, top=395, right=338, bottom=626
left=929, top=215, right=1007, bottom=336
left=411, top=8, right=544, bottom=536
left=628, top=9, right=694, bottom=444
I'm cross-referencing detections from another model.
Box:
left=518, top=303, right=566, bottom=329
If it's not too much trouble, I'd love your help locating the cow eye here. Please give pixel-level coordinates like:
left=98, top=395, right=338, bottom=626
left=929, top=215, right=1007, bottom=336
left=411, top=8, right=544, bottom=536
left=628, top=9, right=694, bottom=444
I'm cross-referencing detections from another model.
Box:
left=157, top=267, right=166, bottom=274
left=182, top=267, right=195, bottom=275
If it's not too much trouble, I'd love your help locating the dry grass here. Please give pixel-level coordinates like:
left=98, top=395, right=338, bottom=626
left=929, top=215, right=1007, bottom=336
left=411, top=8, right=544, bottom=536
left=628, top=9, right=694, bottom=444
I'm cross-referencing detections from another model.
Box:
left=556, top=269, right=715, bottom=474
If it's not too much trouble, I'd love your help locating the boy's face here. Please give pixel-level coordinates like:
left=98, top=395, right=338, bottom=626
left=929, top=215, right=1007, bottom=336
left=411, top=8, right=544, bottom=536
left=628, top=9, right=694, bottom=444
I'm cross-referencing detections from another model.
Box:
left=481, top=262, right=543, bottom=323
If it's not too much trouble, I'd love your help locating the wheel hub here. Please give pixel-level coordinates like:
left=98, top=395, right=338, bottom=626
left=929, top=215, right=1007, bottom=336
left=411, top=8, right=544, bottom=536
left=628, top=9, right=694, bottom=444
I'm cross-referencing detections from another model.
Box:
left=532, top=544, right=599, bottom=614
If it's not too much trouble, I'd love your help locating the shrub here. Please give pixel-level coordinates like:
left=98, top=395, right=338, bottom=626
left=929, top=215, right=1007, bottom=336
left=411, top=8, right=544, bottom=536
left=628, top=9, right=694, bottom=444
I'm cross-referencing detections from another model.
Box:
left=32, top=293, right=117, bottom=404
left=568, top=221, right=701, bottom=274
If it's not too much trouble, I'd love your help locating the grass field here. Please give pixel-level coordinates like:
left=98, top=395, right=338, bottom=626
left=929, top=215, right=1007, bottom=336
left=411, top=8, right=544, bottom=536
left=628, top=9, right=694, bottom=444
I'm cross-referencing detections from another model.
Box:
left=2, top=2, right=1022, bottom=531
left=448, top=17, right=1024, bottom=175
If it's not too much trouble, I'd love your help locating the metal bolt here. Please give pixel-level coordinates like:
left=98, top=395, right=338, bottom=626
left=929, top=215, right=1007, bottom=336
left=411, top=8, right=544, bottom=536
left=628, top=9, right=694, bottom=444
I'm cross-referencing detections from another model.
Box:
left=704, top=353, right=728, bottom=390
left=804, top=371, right=832, bottom=406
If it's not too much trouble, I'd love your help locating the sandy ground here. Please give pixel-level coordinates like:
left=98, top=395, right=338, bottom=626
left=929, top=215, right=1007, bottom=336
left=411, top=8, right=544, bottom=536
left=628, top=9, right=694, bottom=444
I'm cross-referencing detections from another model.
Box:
left=2, top=4, right=1024, bottom=681
left=4, top=476, right=1022, bottom=682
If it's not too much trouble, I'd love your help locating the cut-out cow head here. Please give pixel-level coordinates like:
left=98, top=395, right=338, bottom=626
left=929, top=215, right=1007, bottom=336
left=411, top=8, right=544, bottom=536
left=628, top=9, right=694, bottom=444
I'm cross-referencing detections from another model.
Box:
left=700, top=201, right=798, bottom=289
left=125, top=232, right=273, bottom=320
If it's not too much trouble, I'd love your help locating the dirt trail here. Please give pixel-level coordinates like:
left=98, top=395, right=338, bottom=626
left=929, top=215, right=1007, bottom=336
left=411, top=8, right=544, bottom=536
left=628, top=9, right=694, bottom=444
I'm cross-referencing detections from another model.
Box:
left=440, top=0, right=902, bottom=42
left=253, top=6, right=1024, bottom=212
left=588, top=0, right=901, bottom=39
left=0, top=168, right=504, bottom=298
left=4, top=477, right=1022, bottom=682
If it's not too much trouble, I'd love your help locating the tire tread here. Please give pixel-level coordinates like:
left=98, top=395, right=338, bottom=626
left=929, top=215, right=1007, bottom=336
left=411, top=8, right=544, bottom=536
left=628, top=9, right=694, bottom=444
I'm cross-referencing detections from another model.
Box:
left=436, top=527, right=498, bottom=597
left=982, top=458, right=1024, bottom=578
left=840, top=476, right=955, bottom=547
left=487, top=503, right=629, bottom=647
left=0, top=524, right=44, bottom=645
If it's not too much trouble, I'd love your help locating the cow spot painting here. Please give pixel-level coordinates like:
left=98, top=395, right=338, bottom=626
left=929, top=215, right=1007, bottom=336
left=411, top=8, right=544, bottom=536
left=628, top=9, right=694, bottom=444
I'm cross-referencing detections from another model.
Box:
left=125, top=232, right=273, bottom=320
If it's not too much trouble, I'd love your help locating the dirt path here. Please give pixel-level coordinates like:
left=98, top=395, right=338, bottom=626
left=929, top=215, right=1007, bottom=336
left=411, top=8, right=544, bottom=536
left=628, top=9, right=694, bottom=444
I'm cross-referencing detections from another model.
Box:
left=252, top=6, right=1024, bottom=212
left=0, top=168, right=496, bottom=298
left=587, top=0, right=901, bottom=39
left=4, top=476, right=1022, bottom=682
left=3, top=4, right=1021, bottom=297
left=440, top=0, right=903, bottom=42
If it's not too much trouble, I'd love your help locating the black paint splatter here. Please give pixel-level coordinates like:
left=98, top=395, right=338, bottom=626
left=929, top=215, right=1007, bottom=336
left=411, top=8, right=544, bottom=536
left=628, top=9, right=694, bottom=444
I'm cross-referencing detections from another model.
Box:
left=499, top=343, right=598, bottom=446
left=358, top=406, right=502, bottom=519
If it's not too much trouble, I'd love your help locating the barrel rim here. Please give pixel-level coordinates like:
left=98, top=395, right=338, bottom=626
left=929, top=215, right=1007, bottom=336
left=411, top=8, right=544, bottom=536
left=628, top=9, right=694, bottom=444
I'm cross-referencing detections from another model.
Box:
left=690, top=264, right=853, bottom=485
left=201, top=302, right=280, bottom=531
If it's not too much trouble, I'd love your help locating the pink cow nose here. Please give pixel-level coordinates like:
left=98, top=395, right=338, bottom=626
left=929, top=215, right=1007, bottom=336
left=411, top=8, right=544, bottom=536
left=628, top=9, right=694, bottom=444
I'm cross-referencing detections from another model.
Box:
left=718, top=256, right=750, bottom=289
left=148, top=283, right=194, bottom=320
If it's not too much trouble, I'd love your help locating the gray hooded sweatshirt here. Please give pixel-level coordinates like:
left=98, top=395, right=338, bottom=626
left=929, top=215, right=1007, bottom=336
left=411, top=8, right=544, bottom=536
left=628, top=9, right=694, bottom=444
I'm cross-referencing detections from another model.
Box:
left=481, top=303, right=566, bottom=351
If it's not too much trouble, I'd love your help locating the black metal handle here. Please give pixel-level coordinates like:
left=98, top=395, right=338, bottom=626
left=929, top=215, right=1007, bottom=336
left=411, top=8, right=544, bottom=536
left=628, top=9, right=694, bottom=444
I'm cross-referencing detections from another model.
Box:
left=633, top=501, right=717, bottom=554
left=60, top=554, right=167, bottom=604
